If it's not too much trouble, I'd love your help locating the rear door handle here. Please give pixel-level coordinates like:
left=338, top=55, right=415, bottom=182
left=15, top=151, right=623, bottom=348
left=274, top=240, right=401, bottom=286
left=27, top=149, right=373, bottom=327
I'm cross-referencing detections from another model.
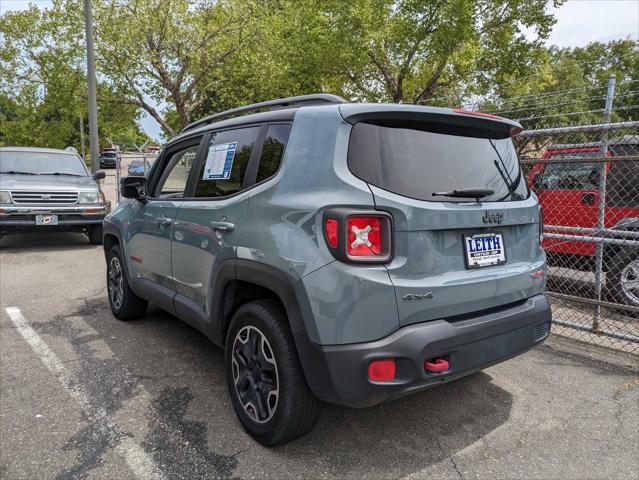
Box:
left=210, top=221, right=235, bottom=232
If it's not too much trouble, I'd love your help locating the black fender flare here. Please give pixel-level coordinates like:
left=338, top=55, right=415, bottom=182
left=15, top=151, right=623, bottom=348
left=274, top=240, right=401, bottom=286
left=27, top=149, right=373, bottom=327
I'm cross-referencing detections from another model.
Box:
left=210, top=259, right=337, bottom=403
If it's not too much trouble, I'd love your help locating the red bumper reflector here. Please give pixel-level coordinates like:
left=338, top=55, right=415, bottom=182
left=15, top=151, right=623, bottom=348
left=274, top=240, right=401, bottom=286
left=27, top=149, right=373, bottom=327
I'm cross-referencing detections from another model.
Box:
left=425, top=358, right=449, bottom=373
left=368, top=359, right=396, bottom=382
left=531, top=269, right=545, bottom=278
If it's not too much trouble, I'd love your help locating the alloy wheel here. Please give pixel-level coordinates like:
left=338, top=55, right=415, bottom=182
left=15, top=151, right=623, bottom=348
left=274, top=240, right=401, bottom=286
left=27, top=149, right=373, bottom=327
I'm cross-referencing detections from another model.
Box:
left=108, top=256, right=124, bottom=310
left=231, top=325, right=279, bottom=424
left=620, top=258, right=639, bottom=305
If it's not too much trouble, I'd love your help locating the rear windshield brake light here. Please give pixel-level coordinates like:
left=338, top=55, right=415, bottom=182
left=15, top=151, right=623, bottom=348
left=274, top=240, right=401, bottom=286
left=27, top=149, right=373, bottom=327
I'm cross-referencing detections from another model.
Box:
left=453, top=108, right=503, bottom=120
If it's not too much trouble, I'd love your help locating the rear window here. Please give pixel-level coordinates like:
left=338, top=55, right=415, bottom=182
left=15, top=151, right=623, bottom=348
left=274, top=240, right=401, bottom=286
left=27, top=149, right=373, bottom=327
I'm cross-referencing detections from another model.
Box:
left=348, top=122, right=529, bottom=202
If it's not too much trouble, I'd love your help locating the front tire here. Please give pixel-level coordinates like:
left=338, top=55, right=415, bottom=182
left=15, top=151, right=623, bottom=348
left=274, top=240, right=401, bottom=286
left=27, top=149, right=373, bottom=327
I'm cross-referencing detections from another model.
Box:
left=225, top=300, right=321, bottom=446
left=88, top=225, right=103, bottom=245
left=608, top=249, right=639, bottom=306
left=106, top=245, right=147, bottom=320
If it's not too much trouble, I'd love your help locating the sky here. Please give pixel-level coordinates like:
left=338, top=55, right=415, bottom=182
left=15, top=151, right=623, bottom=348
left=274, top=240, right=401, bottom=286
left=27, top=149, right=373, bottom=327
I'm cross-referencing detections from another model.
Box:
left=2, top=0, right=638, bottom=140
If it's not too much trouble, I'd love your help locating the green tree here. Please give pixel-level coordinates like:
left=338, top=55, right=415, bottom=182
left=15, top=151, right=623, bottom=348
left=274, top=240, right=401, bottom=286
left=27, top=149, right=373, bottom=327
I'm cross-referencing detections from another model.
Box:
left=192, top=0, right=563, bottom=119
left=479, top=39, right=639, bottom=128
left=95, top=0, right=253, bottom=136
left=0, top=2, right=150, bottom=149
left=323, top=0, right=561, bottom=104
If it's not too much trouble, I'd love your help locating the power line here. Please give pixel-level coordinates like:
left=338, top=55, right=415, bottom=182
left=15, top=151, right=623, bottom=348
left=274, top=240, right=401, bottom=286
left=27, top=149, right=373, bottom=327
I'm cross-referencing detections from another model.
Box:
left=517, top=104, right=638, bottom=122
left=492, top=85, right=607, bottom=105
left=488, top=90, right=639, bottom=115
left=488, top=94, right=609, bottom=115
left=489, top=51, right=638, bottom=90
left=614, top=104, right=639, bottom=111
left=497, top=79, right=639, bottom=105
left=518, top=109, right=605, bottom=122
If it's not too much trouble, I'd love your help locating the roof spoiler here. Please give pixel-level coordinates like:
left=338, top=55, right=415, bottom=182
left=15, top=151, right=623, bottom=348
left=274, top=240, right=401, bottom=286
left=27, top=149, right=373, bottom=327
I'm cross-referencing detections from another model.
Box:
left=339, top=104, right=523, bottom=139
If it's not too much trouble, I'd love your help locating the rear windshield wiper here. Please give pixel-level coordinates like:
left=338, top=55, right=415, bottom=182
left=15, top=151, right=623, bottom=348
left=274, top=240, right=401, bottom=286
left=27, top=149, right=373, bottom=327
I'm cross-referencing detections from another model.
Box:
left=432, top=188, right=495, bottom=200
left=489, top=139, right=524, bottom=201
left=1, top=170, right=40, bottom=175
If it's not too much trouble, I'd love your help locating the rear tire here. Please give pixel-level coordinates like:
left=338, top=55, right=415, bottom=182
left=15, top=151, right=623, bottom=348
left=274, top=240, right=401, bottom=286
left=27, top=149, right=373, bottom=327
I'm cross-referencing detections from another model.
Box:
left=88, top=225, right=103, bottom=245
left=225, top=300, right=321, bottom=446
left=106, top=245, right=147, bottom=320
left=608, top=248, right=639, bottom=306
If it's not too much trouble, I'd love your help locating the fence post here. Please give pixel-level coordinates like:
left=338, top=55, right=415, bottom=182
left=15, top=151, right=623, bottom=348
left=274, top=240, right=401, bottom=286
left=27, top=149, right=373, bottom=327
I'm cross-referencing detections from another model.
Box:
left=592, top=75, right=616, bottom=331
left=115, top=152, right=121, bottom=203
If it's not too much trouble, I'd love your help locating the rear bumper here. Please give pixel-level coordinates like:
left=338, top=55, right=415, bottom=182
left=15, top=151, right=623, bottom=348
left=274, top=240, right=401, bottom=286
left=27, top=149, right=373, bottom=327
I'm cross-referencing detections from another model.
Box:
left=302, top=294, right=551, bottom=407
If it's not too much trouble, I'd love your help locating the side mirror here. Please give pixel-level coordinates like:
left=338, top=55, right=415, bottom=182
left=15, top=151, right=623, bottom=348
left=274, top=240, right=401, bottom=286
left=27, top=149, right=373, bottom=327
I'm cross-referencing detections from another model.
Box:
left=93, top=171, right=106, bottom=180
left=121, top=176, right=147, bottom=201
left=532, top=173, right=543, bottom=190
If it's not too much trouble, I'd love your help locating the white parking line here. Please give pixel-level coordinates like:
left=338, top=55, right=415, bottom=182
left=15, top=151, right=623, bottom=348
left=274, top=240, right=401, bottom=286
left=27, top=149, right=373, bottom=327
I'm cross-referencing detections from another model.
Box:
left=4, top=306, right=165, bottom=480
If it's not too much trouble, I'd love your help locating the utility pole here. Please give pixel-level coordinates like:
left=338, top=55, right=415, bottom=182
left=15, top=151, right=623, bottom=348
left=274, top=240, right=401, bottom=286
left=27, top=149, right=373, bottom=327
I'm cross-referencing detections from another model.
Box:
left=83, top=0, right=99, bottom=173
left=79, top=115, right=85, bottom=160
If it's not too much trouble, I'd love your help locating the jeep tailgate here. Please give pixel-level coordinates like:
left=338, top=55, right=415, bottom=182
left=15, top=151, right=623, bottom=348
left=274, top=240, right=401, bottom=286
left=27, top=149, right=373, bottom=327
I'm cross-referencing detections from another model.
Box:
left=344, top=113, right=546, bottom=327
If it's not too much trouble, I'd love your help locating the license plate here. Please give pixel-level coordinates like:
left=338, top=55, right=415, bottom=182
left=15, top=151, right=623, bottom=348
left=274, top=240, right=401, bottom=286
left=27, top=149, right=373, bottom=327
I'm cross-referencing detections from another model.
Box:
left=463, top=233, right=506, bottom=269
left=35, top=214, right=58, bottom=226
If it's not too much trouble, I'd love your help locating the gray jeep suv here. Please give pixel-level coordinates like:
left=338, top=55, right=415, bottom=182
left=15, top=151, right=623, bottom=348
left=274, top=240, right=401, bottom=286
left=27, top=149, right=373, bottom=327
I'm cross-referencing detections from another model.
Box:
left=0, top=147, right=108, bottom=243
left=103, top=94, right=551, bottom=445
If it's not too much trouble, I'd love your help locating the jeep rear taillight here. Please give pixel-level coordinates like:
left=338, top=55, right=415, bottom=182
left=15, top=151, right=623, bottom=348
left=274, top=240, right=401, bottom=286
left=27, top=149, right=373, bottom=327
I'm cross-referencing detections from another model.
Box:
left=323, top=209, right=393, bottom=263
left=347, top=216, right=382, bottom=256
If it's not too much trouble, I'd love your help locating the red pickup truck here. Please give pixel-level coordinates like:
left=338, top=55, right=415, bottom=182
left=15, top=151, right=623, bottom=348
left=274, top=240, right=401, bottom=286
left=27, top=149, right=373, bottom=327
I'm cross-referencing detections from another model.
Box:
left=527, top=136, right=639, bottom=306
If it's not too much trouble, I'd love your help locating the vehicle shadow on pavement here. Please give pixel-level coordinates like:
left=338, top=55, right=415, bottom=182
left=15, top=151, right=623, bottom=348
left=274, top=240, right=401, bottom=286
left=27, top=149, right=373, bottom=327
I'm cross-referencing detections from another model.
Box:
left=0, top=232, right=97, bottom=252
left=285, top=372, right=509, bottom=478
left=66, top=298, right=513, bottom=480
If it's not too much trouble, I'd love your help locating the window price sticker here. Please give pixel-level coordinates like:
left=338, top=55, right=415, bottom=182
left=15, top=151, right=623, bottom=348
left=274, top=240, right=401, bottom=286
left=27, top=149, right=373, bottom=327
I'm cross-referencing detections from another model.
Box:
left=202, top=141, right=238, bottom=180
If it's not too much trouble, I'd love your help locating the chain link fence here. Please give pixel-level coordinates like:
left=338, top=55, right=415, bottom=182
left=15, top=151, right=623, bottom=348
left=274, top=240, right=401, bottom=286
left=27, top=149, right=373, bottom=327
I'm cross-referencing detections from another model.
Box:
left=515, top=121, right=639, bottom=353
left=99, top=152, right=156, bottom=208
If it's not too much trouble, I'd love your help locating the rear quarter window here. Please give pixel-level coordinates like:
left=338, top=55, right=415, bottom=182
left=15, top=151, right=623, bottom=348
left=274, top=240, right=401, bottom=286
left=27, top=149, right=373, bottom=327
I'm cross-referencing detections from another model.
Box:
left=256, top=124, right=290, bottom=183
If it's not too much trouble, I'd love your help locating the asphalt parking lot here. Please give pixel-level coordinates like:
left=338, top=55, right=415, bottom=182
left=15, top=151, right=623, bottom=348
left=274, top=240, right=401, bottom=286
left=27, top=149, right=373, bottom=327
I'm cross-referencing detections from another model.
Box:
left=1, top=232, right=638, bottom=480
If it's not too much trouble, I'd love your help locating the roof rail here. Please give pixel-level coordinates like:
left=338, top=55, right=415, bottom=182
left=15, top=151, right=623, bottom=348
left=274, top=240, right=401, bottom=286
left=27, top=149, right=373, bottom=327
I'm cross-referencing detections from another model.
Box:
left=181, top=93, right=347, bottom=133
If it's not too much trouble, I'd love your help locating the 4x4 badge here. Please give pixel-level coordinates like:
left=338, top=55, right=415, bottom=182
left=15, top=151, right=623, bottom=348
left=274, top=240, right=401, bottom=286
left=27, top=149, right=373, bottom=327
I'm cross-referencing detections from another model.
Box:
left=482, top=212, right=504, bottom=224
left=402, top=292, right=434, bottom=301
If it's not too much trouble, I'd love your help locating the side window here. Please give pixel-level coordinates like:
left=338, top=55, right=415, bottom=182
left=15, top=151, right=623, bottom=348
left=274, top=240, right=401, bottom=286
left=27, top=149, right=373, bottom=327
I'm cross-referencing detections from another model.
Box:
left=194, top=127, right=260, bottom=198
left=607, top=161, right=639, bottom=207
left=256, top=124, right=290, bottom=183
left=541, top=162, right=599, bottom=190
left=155, top=146, right=199, bottom=197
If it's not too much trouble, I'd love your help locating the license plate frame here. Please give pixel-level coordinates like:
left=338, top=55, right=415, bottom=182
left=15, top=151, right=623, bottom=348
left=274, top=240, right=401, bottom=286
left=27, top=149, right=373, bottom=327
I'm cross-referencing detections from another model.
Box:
left=35, top=214, right=59, bottom=226
left=463, top=232, right=506, bottom=269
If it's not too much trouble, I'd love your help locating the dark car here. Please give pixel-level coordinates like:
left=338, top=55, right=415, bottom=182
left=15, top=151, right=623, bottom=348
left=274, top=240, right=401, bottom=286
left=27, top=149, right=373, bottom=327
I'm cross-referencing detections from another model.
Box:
left=127, top=159, right=151, bottom=176
left=99, top=151, right=119, bottom=169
